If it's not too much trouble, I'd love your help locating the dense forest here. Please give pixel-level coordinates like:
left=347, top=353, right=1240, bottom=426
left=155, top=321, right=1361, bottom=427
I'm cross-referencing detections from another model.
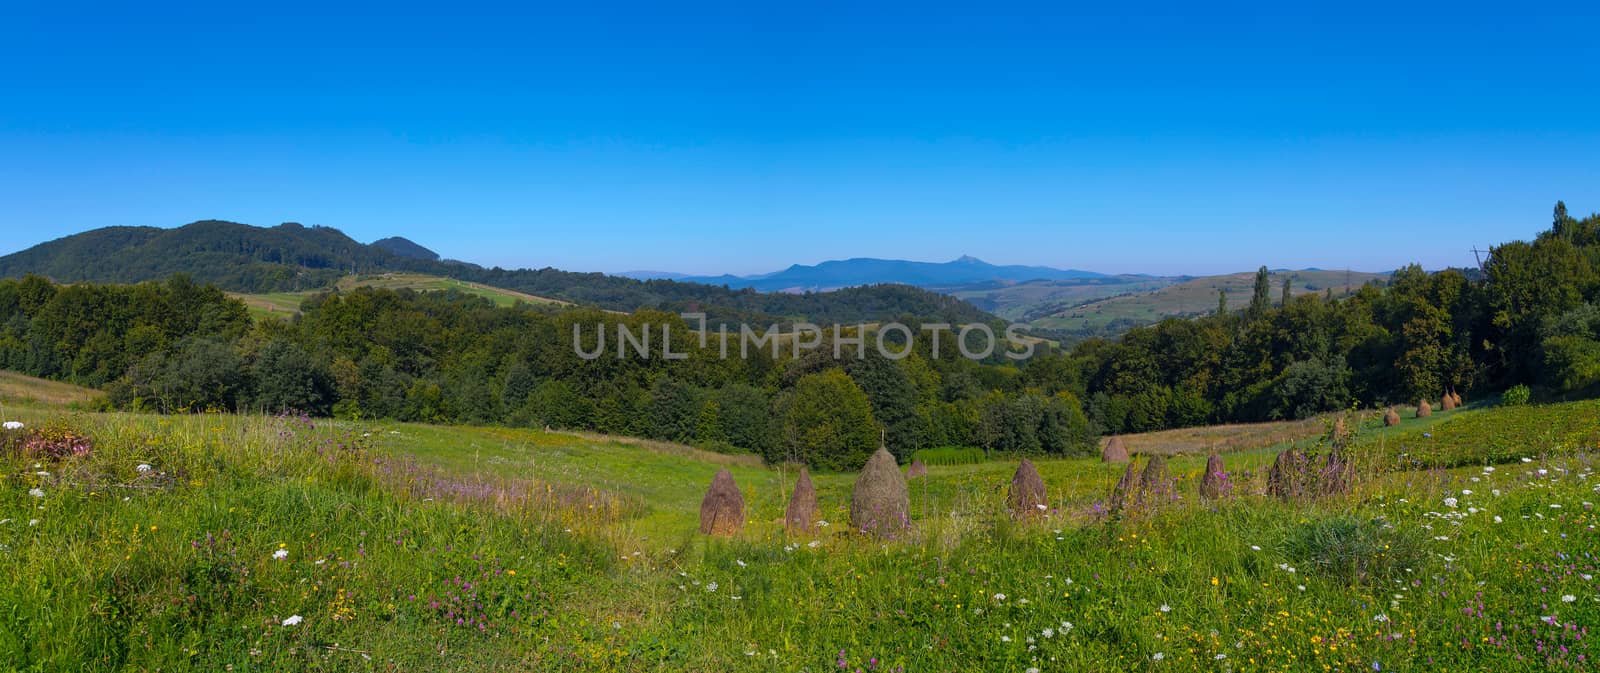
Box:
left=0, top=220, right=996, bottom=327
left=1, top=203, right=1597, bottom=470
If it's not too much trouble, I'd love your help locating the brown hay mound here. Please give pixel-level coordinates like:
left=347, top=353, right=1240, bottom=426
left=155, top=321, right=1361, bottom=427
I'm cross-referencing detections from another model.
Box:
left=1137, top=455, right=1171, bottom=505
left=698, top=468, right=745, bottom=537
left=1266, top=448, right=1311, bottom=500
left=784, top=467, right=820, bottom=534
left=1319, top=449, right=1352, bottom=496
left=1416, top=399, right=1432, bottom=418
left=1109, top=459, right=1140, bottom=511
left=1199, top=453, right=1226, bottom=500
left=850, top=447, right=910, bottom=538
left=1453, top=391, right=1465, bottom=407
left=1441, top=392, right=1457, bottom=411
left=906, top=458, right=928, bottom=479
left=1101, top=436, right=1129, bottom=463
left=1384, top=407, right=1400, bottom=427
left=1006, top=459, right=1048, bottom=518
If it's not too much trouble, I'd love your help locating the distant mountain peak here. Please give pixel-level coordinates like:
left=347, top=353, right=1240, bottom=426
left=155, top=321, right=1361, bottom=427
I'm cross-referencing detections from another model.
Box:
left=371, top=236, right=439, bottom=261
left=953, top=254, right=985, bottom=264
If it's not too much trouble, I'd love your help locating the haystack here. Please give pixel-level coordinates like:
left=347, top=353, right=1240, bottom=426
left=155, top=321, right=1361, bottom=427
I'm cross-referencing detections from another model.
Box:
left=1006, top=459, right=1048, bottom=518
left=1109, top=460, right=1140, bottom=511
left=1441, top=392, right=1457, bottom=411
left=1137, top=454, right=1171, bottom=504
left=698, top=469, right=744, bottom=536
left=1416, top=399, right=1432, bottom=418
left=1331, top=417, right=1349, bottom=447
left=850, top=447, right=910, bottom=538
left=1101, top=436, right=1129, bottom=463
left=1266, top=448, right=1310, bottom=500
left=1319, top=449, right=1352, bottom=496
left=1199, top=453, right=1226, bottom=500
left=784, top=467, right=820, bottom=534
left=1453, top=391, right=1465, bottom=407
left=1384, top=407, right=1400, bottom=427
left=906, top=458, right=928, bottom=479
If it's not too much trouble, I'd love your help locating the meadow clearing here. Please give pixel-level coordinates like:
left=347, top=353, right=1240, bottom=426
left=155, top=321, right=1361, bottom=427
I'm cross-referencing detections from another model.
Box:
left=1, top=384, right=1596, bottom=672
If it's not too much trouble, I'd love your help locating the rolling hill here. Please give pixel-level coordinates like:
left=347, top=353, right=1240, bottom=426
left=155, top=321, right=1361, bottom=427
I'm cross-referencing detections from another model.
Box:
left=0, top=220, right=1001, bottom=327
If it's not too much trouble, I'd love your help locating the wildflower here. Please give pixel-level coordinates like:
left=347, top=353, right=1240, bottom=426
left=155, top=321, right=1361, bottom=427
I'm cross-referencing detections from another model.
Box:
left=1152, top=652, right=1164, bottom=662
left=28, top=519, right=39, bottom=526
left=736, top=559, right=746, bottom=567
left=28, top=488, right=44, bottom=498
left=1159, top=604, right=1171, bottom=613
left=1000, top=635, right=1011, bottom=643
left=281, top=615, right=303, bottom=626
left=1562, top=595, right=1576, bottom=603
left=1443, top=497, right=1458, bottom=509
left=1373, top=613, right=1390, bottom=623
left=1494, top=516, right=1504, bottom=523
left=1250, top=545, right=1261, bottom=551
left=993, top=593, right=1007, bottom=601
left=1060, top=620, right=1073, bottom=632
left=1041, top=628, right=1054, bottom=638
left=1215, top=654, right=1227, bottom=660
left=706, top=581, right=718, bottom=593
left=272, top=549, right=289, bottom=560
left=1035, top=503, right=1047, bottom=510
left=2, top=421, right=22, bottom=430
left=136, top=464, right=152, bottom=473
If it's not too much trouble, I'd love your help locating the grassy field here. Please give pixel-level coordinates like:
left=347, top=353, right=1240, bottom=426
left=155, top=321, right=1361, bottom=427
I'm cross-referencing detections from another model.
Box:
left=1032, top=269, right=1388, bottom=332
left=0, top=370, right=102, bottom=408
left=2, top=386, right=1597, bottom=671
left=230, top=273, right=567, bottom=319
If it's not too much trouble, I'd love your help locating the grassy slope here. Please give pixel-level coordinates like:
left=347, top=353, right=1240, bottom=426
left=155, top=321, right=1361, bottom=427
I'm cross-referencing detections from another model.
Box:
left=230, top=273, right=568, bottom=319
left=2, top=390, right=1597, bottom=671
left=0, top=370, right=101, bottom=408
left=1031, top=269, right=1388, bottom=331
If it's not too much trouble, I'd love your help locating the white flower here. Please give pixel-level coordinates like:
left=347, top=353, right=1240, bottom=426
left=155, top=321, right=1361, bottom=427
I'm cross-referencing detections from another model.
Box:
left=817, top=520, right=829, bottom=527
left=28, top=519, right=40, bottom=526
left=1000, top=635, right=1011, bottom=643
left=1036, top=504, right=1047, bottom=510
left=281, top=615, right=303, bottom=626
left=1060, top=620, right=1074, bottom=632
left=1152, top=652, right=1164, bottom=662
left=34, top=471, right=48, bottom=477
left=1215, top=654, right=1227, bottom=660
left=706, top=581, right=718, bottom=593
left=1373, top=613, right=1390, bottom=623
left=806, top=540, right=821, bottom=548
left=1297, top=585, right=1306, bottom=591
left=1461, top=489, right=1473, bottom=495
left=1041, top=628, right=1054, bottom=638
left=1562, top=595, right=1576, bottom=603
left=1443, top=497, right=1458, bottom=509
left=1250, top=545, right=1261, bottom=551
left=1522, top=457, right=1533, bottom=463
left=272, top=549, right=289, bottom=560
left=993, top=593, right=1007, bottom=601
left=1027, top=668, right=1041, bottom=673
left=2, top=421, right=23, bottom=430
left=136, top=464, right=152, bottom=473
left=28, top=488, right=44, bottom=498
left=735, top=559, right=746, bottom=567
left=1494, top=516, right=1504, bottom=523
left=1159, top=604, right=1171, bottom=613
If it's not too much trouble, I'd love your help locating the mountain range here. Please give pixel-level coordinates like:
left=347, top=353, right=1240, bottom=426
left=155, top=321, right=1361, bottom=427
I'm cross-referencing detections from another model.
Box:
left=629, top=256, right=1104, bottom=292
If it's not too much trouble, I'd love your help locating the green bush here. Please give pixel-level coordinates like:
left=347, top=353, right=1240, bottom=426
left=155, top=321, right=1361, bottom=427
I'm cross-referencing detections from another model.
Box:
left=1279, top=515, right=1425, bottom=585
left=1501, top=384, right=1531, bottom=407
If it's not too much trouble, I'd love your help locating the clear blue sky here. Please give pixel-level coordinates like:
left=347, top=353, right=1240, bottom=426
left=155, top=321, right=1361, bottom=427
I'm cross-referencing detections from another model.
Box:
left=2, top=1, right=1597, bottom=276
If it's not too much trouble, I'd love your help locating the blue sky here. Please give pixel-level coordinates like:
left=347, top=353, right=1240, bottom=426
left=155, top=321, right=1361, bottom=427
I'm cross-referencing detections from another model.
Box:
left=2, top=1, right=1597, bottom=276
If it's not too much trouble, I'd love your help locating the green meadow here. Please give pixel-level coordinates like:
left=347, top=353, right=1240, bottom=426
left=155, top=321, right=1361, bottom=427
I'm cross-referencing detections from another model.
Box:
left=2, top=390, right=1596, bottom=672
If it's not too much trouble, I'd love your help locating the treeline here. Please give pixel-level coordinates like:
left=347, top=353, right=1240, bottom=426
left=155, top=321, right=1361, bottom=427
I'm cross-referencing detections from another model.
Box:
left=0, top=276, right=1093, bottom=470
left=1058, top=202, right=1600, bottom=433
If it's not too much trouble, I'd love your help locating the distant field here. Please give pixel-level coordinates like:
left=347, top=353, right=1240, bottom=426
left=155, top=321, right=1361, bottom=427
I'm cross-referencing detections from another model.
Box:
left=0, top=370, right=101, bottom=407
left=230, top=273, right=568, bottom=319
left=940, top=275, right=1176, bottom=321
left=1031, top=268, right=1388, bottom=332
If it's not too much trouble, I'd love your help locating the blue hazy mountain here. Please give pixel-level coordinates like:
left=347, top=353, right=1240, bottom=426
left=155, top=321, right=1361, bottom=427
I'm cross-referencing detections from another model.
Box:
left=668, top=255, right=1104, bottom=292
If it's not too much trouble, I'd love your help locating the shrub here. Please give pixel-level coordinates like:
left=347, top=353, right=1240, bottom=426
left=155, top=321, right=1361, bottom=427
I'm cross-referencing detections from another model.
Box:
left=1501, top=384, right=1531, bottom=407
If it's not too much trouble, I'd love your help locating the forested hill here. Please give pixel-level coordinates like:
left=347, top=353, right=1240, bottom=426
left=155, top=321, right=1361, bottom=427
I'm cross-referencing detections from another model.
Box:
left=0, top=220, right=997, bottom=326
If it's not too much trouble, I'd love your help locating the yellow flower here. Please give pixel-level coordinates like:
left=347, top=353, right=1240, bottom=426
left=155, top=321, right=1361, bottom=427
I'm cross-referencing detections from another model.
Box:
left=1211, top=576, right=1219, bottom=586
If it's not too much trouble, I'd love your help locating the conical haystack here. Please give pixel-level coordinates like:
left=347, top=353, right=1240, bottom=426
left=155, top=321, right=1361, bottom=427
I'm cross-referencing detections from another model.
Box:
left=1006, top=459, right=1048, bottom=518
left=1267, top=448, right=1310, bottom=500
left=1384, top=407, right=1400, bottom=427
left=850, top=447, right=910, bottom=538
left=1453, top=391, right=1465, bottom=407
left=1137, top=454, right=1170, bottom=504
left=698, top=469, right=745, bottom=536
left=1109, top=460, right=1140, bottom=511
left=1319, top=449, right=1352, bottom=496
left=906, top=458, right=928, bottom=479
left=1416, top=399, right=1432, bottom=418
left=1199, top=453, right=1226, bottom=499
left=1441, top=392, right=1457, bottom=411
left=784, top=467, right=820, bottom=534
left=1101, top=436, right=1129, bottom=463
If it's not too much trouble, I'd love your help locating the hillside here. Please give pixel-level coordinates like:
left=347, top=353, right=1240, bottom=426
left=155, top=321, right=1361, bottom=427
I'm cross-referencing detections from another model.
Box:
left=0, top=221, right=1000, bottom=327
left=939, top=274, right=1178, bottom=321
left=229, top=273, right=571, bottom=319
left=1030, top=268, right=1388, bottom=338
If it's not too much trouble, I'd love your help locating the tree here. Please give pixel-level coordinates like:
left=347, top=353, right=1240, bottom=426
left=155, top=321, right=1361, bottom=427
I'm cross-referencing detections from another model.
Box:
left=1216, top=289, right=1228, bottom=316
left=1281, top=275, right=1293, bottom=306
left=781, top=370, right=879, bottom=471
left=252, top=339, right=332, bottom=415
left=1247, top=266, right=1272, bottom=320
